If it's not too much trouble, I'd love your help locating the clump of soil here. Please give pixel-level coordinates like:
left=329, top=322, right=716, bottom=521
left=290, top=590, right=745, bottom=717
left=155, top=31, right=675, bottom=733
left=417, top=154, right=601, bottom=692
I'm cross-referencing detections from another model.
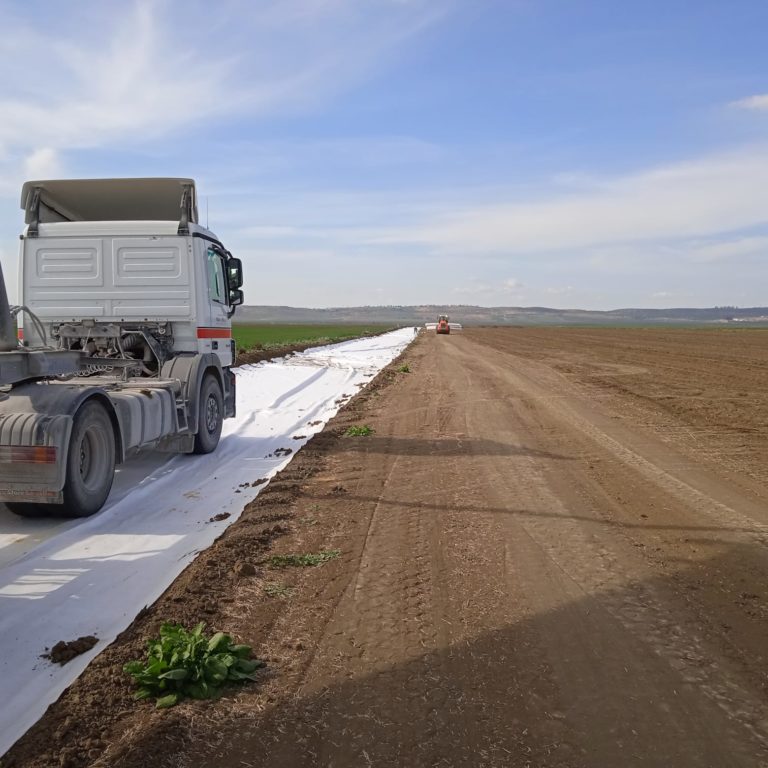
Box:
left=209, top=512, right=231, bottom=523
left=274, top=447, right=293, bottom=457
left=44, top=636, right=98, bottom=665
left=233, top=561, right=257, bottom=578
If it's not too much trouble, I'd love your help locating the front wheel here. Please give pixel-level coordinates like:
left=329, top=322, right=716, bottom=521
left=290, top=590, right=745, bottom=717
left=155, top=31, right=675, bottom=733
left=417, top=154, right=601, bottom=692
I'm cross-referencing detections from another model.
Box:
left=193, top=374, right=223, bottom=455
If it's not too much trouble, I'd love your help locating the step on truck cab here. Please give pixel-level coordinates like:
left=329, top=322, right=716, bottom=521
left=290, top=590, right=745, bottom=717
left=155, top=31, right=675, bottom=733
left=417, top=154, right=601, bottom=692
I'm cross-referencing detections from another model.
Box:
left=0, top=178, right=244, bottom=517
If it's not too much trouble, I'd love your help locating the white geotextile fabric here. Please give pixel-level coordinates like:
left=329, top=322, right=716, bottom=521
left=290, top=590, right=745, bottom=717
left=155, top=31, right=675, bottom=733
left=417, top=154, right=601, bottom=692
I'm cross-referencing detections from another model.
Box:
left=0, top=327, right=416, bottom=757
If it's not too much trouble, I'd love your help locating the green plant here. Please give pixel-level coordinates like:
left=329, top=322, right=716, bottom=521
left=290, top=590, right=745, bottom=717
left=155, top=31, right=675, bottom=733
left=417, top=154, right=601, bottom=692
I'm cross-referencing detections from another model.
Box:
left=345, top=425, right=375, bottom=437
left=267, top=550, right=341, bottom=568
left=397, top=364, right=410, bottom=373
left=264, top=581, right=294, bottom=598
left=123, top=622, right=264, bottom=708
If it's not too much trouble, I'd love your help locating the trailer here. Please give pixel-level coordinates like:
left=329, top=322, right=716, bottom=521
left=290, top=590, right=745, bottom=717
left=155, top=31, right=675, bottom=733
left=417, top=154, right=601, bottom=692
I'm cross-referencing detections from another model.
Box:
left=0, top=178, right=244, bottom=517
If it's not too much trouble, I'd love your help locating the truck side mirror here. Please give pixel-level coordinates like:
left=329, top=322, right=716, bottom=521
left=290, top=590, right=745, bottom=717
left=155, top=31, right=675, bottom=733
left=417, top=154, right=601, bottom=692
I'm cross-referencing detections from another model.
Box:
left=227, top=258, right=243, bottom=290
left=229, top=288, right=244, bottom=307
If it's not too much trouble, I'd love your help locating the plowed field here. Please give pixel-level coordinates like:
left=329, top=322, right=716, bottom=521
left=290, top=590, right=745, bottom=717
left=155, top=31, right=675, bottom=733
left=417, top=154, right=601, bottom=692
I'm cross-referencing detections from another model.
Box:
left=5, top=327, right=768, bottom=768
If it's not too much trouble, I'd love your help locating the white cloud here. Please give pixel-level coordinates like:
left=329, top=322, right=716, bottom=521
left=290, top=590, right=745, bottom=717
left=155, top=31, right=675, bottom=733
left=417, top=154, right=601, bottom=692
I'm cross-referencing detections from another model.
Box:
left=23, top=148, right=61, bottom=180
left=682, top=235, right=768, bottom=263
left=0, top=3, right=232, bottom=155
left=362, top=144, right=768, bottom=255
left=0, top=0, right=447, bottom=193
left=502, top=278, right=524, bottom=291
left=731, top=94, right=768, bottom=111
left=452, top=276, right=526, bottom=302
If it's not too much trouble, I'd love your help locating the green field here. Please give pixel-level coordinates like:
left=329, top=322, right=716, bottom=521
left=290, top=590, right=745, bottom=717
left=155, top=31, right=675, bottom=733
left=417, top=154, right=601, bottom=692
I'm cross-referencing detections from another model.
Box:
left=233, top=324, right=394, bottom=350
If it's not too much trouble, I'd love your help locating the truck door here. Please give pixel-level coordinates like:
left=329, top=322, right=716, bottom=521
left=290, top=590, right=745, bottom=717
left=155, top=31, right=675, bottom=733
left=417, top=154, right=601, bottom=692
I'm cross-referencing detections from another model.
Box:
left=202, top=245, right=233, bottom=366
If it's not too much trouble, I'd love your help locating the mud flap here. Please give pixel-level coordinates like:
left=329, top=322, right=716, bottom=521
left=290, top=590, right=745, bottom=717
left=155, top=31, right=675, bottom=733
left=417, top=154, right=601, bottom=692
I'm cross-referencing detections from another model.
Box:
left=224, top=367, right=236, bottom=419
left=0, top=413, right=72, bottom=502
left=156, top=432, right=195, bottom=453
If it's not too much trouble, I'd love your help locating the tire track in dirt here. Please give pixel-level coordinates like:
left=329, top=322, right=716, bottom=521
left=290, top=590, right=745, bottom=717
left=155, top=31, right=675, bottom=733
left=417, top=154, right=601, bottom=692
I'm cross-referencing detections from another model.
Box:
left=192, top=336, right=582, bottom=768
left=445, top=336, right=768, bottom=765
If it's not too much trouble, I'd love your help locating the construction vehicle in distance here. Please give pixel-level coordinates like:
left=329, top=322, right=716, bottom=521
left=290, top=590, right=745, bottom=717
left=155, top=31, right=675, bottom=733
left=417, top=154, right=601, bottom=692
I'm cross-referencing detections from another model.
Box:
left=0, top=178, right=244, bottom=517
left=436, top=314, right=451, bottom=334
left=425, top=315, right=462, bottom=334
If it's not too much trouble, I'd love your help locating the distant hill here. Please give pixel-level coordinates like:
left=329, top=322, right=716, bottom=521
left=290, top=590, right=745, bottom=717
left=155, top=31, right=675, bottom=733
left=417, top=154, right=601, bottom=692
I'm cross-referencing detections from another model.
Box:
left=235, top=304, right=768, bottom=327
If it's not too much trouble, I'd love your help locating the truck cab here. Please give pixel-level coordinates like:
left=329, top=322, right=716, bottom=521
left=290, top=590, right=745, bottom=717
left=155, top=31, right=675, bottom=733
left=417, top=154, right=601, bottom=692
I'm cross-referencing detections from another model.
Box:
left=0, top=178, right=245, bottom=516
left=18, top=178, right=242, bottom=367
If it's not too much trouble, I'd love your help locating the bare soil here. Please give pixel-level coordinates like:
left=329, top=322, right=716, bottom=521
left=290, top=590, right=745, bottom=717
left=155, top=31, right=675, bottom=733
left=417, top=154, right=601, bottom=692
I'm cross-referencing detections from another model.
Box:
left=235, top=341, right=321, bottom=366
left=4, top=328, right=768, bottom=768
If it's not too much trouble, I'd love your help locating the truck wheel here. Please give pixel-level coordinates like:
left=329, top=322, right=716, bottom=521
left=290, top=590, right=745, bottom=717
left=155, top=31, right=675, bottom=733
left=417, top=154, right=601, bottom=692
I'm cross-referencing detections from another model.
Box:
left=6, top=401, right=116, bottom=519
left=60, top=400, right=116, bottom=517
left=193, top=374, right=223, bottom=454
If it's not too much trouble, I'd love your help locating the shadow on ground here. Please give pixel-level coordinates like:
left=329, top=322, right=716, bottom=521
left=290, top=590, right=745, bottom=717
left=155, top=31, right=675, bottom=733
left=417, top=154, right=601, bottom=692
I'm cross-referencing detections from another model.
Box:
left=110, top=541, right=768, bottom=768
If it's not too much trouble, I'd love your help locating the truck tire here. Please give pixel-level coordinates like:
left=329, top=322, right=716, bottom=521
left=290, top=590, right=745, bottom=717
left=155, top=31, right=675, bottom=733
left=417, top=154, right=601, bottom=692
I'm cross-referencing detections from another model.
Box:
left=60, top=400, right=116, bottom=517
left=193, top=374, right=223, bottom=454
left=7, top=400, right=116, bottom=517
left=7, top=400, right=116, bottom=519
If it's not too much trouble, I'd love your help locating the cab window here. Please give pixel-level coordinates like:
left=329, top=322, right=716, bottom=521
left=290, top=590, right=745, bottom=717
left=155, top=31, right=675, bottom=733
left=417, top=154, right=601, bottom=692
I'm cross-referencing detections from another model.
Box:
left=207, top=248, right=227, bottom=304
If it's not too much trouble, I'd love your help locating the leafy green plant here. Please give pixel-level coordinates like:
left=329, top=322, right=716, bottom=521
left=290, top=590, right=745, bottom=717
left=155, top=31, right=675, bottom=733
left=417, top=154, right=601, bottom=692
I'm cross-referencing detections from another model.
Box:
left=345, top=425, right=375, bottom=437
left=397, top=364, right=411, bottom=373
left=123, top=622, right=264, bottom=708
left=267, top=550, right=341, bottom=568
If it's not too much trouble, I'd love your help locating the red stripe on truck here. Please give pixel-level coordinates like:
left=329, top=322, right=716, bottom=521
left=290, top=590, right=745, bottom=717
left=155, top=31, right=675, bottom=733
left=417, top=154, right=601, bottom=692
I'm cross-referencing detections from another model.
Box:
left=196, top=327, right=231, bottom=339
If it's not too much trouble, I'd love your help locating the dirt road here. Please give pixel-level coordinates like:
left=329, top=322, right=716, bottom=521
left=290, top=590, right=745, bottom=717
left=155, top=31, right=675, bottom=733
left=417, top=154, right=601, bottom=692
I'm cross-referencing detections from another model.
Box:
left=6, top=328, right=768, bottom=767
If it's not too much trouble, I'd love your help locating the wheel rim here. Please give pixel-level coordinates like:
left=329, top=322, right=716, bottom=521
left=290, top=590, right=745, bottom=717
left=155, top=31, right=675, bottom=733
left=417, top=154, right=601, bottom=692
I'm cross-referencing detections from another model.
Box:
left=78, top=424, right=111, bottom=492
left=205, top=393, right=220, bottom=434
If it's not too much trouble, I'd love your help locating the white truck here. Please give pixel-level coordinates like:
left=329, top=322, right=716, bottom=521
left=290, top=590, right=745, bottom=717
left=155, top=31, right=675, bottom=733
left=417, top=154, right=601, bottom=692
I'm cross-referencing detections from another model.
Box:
left=0, top=178, right=244, bottom=517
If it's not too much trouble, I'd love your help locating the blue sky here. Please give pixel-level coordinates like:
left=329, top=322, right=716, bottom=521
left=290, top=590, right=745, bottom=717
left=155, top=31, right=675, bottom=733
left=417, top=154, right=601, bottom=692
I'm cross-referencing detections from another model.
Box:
left=0, top=0, right=767, bottom=308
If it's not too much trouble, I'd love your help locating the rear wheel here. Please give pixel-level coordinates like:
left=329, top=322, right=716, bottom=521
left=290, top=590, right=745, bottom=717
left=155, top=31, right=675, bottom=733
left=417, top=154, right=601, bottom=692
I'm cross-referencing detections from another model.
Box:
left=60, top=400, right=116, bottom=517
left=193, top=374, right=223, bottom=455
left=7, top=399, right=116, bottom=519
